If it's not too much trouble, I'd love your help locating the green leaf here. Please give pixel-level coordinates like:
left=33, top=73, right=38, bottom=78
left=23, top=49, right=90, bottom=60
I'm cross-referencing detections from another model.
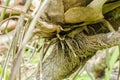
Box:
left=105, top=46, right=119, bottom=80
left=74, top=74, right=92, bottom=80
left=0, top=0, right=10, bottom=20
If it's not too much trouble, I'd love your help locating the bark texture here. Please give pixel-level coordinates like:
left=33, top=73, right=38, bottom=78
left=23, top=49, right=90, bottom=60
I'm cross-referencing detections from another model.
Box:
left=42, top=31, right=120, bottom=80
left=35, top=0, right=120, bottom=80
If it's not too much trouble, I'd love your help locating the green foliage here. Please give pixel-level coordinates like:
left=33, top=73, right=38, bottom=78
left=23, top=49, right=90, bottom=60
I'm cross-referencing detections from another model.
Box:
left=0, top=66, right=9, bottom=80
left=74, top=73, right=93, bottom=80
left=0, top=0, right=10, bottom=20
left=24, top=39, right=44, bottom=64
left=30, top=52, right=40, bottom=64
left=73, top=46, right=119, bottom=80
left=105, top=46, right=119, bottom=80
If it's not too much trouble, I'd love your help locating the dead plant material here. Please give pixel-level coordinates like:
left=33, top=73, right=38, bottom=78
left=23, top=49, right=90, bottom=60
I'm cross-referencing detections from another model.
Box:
left=0, top=20, right=17, bottom=33
left=0, top=45, right=8, bottom=53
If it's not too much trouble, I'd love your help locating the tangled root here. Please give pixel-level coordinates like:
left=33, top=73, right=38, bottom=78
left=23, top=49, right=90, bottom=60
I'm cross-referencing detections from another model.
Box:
left=42, top=33, right=96, bottom=80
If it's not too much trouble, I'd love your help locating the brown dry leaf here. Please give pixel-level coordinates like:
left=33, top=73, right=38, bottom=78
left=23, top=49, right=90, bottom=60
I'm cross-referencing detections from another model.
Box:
left=0, top=45, right=8, bottom=53
left=0, top=20, right=17, bottom=32
left=40, top=0, right=64, bottom=23
left=1, top=0, right=25, bottom=6
left=0, top=5, right=24, bottom=14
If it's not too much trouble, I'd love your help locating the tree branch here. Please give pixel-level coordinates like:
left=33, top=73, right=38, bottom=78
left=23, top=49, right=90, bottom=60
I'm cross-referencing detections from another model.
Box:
left=42, top=31, right=120, bottom=80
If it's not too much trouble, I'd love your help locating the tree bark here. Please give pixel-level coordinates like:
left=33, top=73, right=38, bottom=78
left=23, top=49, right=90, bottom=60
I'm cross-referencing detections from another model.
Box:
left=42, top=31, right=120, bottom=80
